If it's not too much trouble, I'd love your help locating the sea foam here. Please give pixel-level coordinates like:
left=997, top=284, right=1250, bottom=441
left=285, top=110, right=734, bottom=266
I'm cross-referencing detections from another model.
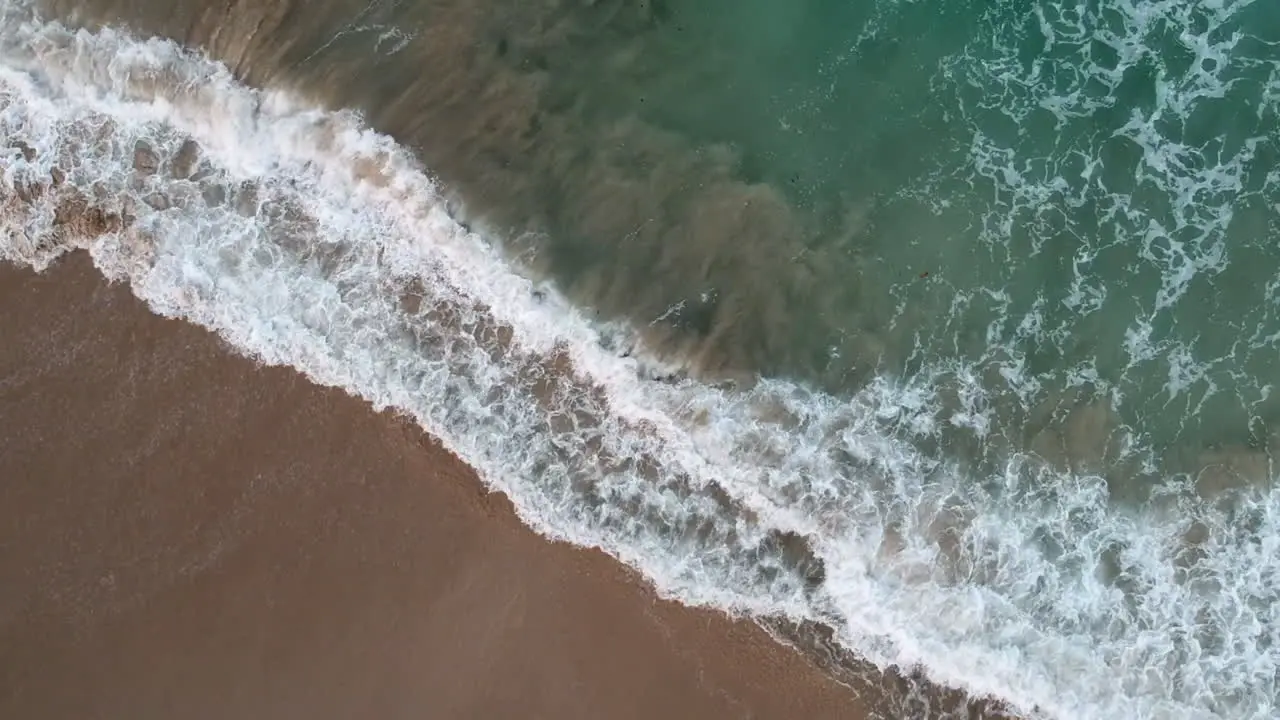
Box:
left=1, top=6, right=1278, bottom=719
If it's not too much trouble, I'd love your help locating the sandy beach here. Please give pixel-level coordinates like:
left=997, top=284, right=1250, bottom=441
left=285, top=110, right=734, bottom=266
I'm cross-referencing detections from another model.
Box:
left=0, top=254, right=879, bottom=719
left=1, top=0, right=1275, bottom=713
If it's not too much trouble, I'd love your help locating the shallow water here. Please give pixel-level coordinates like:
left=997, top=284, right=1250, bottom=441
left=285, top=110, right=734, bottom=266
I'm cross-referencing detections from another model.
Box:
left=3, top=0, right=1280, bottom=717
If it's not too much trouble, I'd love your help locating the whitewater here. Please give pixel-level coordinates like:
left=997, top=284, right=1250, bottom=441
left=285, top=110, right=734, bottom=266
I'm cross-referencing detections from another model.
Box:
left=1, top=7, right=1278, bottom=719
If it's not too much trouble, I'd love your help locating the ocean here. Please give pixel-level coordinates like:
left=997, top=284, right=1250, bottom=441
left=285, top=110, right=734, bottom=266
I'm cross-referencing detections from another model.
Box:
left=1, top=0, right=1278, bottom=717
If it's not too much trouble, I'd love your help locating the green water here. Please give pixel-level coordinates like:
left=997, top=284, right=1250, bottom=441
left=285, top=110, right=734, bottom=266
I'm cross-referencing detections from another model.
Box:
left=84, top=0, right=1278, bottom=478
left=500, top=0, right=1280, bottom=478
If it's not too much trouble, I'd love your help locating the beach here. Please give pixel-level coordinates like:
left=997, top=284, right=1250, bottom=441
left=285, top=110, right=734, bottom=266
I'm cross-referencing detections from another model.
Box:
left=0, top=11, right=1011, bottom=711
left=3, top=0, right=1278, bottom=716
left=0, top=254, right=875, bottom=719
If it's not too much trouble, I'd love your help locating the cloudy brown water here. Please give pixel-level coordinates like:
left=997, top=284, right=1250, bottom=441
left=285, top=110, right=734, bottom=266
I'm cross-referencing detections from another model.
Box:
left=32, top=0, right=884, bottom=386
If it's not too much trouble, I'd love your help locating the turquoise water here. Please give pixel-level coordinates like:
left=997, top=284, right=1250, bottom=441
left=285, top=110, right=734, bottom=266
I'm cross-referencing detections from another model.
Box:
left=526, top=0, right=1280, bottom=479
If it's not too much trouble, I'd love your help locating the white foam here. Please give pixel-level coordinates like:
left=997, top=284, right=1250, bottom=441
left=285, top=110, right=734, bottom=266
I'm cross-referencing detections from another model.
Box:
left=917, top=0, right=1280, bottom=468
left=2, top=6, right=1280, bottom=719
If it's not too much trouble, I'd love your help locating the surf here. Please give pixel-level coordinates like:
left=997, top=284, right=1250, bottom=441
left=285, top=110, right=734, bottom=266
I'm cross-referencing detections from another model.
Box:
left=2, top=6, right=1278, bottom=718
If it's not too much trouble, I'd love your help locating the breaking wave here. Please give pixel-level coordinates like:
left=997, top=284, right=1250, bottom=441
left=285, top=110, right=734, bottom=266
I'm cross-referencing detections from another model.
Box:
left=2, top=8, right=1278, bottom=718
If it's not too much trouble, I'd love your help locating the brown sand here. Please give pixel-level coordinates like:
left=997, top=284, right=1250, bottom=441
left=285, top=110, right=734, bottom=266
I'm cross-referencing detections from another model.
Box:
left=0, top=253, right=872, bottom=719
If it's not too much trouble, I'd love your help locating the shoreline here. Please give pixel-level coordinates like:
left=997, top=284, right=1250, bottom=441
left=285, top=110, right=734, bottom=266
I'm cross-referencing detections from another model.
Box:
left=0, top=18, right=1017, bottom=706
left=0, top=0, right=1272, bottom=713
left=1, top=254, right=906, bottom=719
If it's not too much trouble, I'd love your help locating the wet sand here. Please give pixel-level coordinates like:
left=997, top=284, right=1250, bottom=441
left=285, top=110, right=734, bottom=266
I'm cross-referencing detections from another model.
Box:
left=0, top=254, right=871, bottom=719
